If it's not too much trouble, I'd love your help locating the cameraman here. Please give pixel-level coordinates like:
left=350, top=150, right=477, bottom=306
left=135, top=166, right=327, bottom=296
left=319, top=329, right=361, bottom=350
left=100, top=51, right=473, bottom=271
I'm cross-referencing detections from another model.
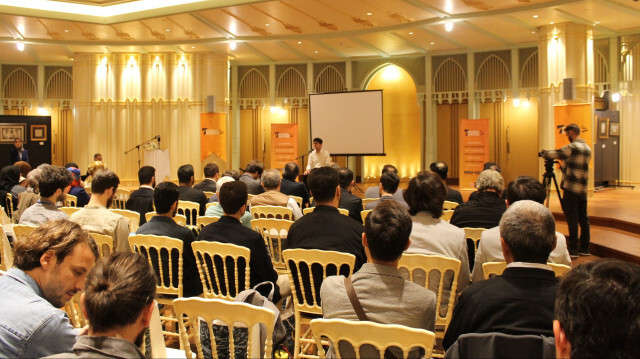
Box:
left=539, top=123, right=591, bottom=258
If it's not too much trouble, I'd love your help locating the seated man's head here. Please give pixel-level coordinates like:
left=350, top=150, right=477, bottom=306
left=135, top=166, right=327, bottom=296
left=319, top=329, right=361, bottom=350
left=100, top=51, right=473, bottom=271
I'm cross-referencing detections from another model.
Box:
left=83, top=252, right=156, bottom=345
left=177, top=164, right=195, bottom=186
left=499, top=200, right=556, bottom=264
left=506, top=175, right=546, bottom=205
left=91, top=169, right=120, bottom=208
left=338, top=167, right=354, bottom=190
left=283, top=162, right=299, bottom=181
left=245, top=160, right=264, bottom=177
left=26, top=167, right=43, bottom=193
left=483, top=162, right=500, bottom=172
left=154, top=182, right=180, bottom=216
left=364, top=200, right=412, bottom=264
left=476, top=169, right=504, bottom=194
left=381, top=164, right=397, bottom=175
left=379, top=171, right=400, bottom=196
left=308, top=167, right=340, bottom=206
left=219, top=181, right=248, bottom=216
left=403, top=171, right=447, bottom=218
left=38, top=165, right=73, bottom=202
left=203, top=163, right=220, bottom=180
left=222, top=169, right=240, bottom=181
left=138, top=166, right=155, bottom=187
left=554, top=259, right=640, bottom=359
left=260, top=169, right=281, bottom=191
left=429, top=161, right=449, bottom=181
left=13, top=220, right=99, bottom=307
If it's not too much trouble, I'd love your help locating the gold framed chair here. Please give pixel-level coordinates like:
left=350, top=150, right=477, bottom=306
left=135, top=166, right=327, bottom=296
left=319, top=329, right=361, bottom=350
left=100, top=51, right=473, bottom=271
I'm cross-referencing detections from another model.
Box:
left=289, top=195, right=303, bottom=208
left=0, top=226, right=13, bottom=271
left=89, top=232, right=114, bottom=257
left=482, top=261, right=572, bottom=279
left=59, top=206, right=81, bottom=217
left=112, top=188, right=131, bottom=209
left=64, top=193, right=77, bottom=207
left=129, top=234, right=184, bottom=340
left=191, top=241, right=250, bottom=301
left=443, top=200, right=459, bottom=210
left=361, top=198, right=378, bottom=210
left=64, top=292, right=87, bottom=328
left=145, top=212, right=187, bottom=226
left=251, top=205, right=293, bottom=220
left=464, top=227, right=486, bottom=271
left=12, top=224, right=38, bottom=243
left=174, top=297, right=276, bottom=359
left=197, top=215, right=220, bottom=229
left=360, top=209, right=371, bottom=224
left=302, top=207, right=349, bottom=216
left=177, top=200, right=200, bottom=226
left=5, top=193, right=14, bottom=219
left=109, top=208, right=140, bottom=232
left=250, top=218, right=293, bottom=273
left=310, top=318, right=436, bottom=359
left=283, top=249, right=356, bottom=359
left=203, top=191, right=215, bottom=199
left=440, top=210, right=455, bottom=222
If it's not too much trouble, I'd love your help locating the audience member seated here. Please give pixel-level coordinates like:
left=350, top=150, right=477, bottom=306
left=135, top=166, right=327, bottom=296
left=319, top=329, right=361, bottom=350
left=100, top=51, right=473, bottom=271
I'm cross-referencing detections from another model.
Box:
left=443, top=200, right=559, bottom=350
left=364, top=164, right=405, bottom=203
left=13, top=166, right=42, bottom=223
left=337, top=167, right=363, bottom=223
left=0, top=220, right=99, bottom=358
left=429, top=161, right=463, bottom=204
left=198, top=180, right=288, bottom=303
left=450, top=169, right=507, bottom=229
left=14, top=161, right=31, bottom=187
left=126, top=166, right=156, bottom=226
left=20, top=165, right=73, bottom=225
left=205, top=177, right=253, bottom=228
left=250, top=169, right=302, bottom=220
left=194, top=162, right=219, bottom=193
left=403, top=171, right=470, bottom=307
left=365, top=171, right=409, bottom=210
left=321, top=200, right=437, bottom=331
left=467, top=162, right=504, bottom=201
left=46, top=252, right=156, bottom=359
left=70, top=170, right=131, bottom=253
left=177, top=164, right=207, bottom=216
left=240, top=160, right=265, bottom=195
left=285, top=166, right=366, bottom=271
left=472, top=176, right=571, bottom=282
left=66, top=167, right=90, bottom=207
left=280, top=162, right=310, bottom=208
left=83, top=161, right=105, bottom=190
left=554, top=259, right=640, bottom=359
left=136, top=181, right=201, bottom=297
left=0, top=165, right=22, bottom=206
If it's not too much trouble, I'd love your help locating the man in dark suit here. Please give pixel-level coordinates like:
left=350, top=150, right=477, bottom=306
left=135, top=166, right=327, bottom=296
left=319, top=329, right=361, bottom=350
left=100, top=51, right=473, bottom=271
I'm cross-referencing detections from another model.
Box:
left=443, top=200, right=560, bottom=350
left=430, top=161, right=463, bottom=204
left=136, top=182, right=201, bottom=297
left=177, top=164, right=207, bottom=217
left=198, top=180, right=286, bottom=303
left=450, top=169, right=506, bottom=229
left=279, top=162, right=310, bottom=208
left=338, top=167, right=362, bottom=223
left=193, top=162, right=219, bottom=193
left=125, top=166, right=155, bottom=226
left=364, top=172, right=409, bottom=210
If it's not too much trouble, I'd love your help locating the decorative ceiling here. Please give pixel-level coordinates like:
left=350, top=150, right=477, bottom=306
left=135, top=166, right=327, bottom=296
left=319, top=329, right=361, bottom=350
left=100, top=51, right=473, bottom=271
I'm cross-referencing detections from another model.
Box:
left=0, top=0, right=639, bottom=64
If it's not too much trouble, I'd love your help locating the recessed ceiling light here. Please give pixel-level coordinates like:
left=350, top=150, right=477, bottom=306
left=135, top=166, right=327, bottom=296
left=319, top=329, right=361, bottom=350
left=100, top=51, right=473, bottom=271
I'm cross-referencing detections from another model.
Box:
left=165, top=28, right=170, bottom=32
left=409, top=32, right=414, bottom=35
left=314, top=50, right=318, bottom=53
left=430, top=41, right=435, bottom=45
left=533, top=15, right=539, bottom=18
left=550, top=21, right=554, bottom=24
left=594, top=21, right=600, bottom=25
left=191, top=46, right=195, bottom=49
left=16, top=42, right=24, bottom=51
left=64, top=29, right=69, bottom=32
left=297, top=41, right=302, bottom=44
left=445, top=21, right=453, bottom=32
left=265, top=23, right=270, bottom=27
left=532, top=31, right=536, bottom=34
left=229, top=41, right=236, bottom=50
left=366, top=12, right=372, bottom=16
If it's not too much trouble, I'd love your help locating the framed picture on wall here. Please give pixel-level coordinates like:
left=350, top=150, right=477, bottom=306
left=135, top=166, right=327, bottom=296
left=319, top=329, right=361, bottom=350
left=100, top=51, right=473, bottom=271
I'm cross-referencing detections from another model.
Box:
left=31, top=125, right=47, bottom=141
left=598, top=117, right=609, bottom=139
left=0, top=123, right=26, bottom=144
left=609, top=122, right=620, bottom=136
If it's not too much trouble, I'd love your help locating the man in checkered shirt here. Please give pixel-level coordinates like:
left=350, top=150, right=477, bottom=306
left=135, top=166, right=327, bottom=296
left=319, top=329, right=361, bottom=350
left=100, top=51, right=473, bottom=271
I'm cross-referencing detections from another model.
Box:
left=540, top=123, right=591, bottom=258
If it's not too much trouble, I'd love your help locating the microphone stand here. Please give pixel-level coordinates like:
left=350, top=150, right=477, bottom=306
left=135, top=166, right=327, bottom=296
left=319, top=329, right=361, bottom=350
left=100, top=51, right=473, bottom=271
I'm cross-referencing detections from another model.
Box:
left=124, top=135, right=160, bottom=169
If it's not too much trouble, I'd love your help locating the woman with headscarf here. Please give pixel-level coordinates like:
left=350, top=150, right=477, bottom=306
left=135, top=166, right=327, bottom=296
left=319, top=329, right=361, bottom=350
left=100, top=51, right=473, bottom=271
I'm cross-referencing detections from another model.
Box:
left=0, top=165, right=22, bottom=210
left=68, top=167, right=90, bottom=207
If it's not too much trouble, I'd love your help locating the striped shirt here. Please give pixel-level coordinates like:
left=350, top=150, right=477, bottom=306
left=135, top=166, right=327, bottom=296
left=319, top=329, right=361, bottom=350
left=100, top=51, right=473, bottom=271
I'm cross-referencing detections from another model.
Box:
left=543, top=138, right=591, bottom=198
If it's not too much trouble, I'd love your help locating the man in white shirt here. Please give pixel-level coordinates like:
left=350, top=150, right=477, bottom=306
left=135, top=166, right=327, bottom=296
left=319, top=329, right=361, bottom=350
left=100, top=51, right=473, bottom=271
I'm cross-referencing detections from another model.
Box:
left=304, top=137, right=331, bottom=175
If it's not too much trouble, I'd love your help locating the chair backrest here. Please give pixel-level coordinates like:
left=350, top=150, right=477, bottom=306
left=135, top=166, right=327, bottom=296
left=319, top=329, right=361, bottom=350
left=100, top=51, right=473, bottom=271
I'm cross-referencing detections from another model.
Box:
left=463, top=227, right=486, bottom=252
left=444, top=332, right=555, bottom=359
left=109, top=208, right=140, bottom=232
left=361, top=198, right=378, bottom=210
left=0, top=206, right=12, bottom=226
left=145, top=212, right=187, bottom=226
left=90, top=232, right=114, bottom=257
left=302, top=207, right=349, bottom=216
left=191, top=241, right=251, bottom=300
left=129, top=234, right=184, bottom=297
left=398, top=253, right=461, bottom=330
left=12, top=224, right=38, bottom=243
left=289, top=195, right=303, bottom=208
left=440, top=210, right=454, bottom=222
left=206, top=202, right=218, bottom=210
left=112, top=188, right=131, bottom=209
left=197, top=215, right=220, bottom=229
left=0, top=226, right=13, bottom=271
left=5, top=193, right=14, bottom=218
left=64, top=292, right=87, bottom=328
left=443, top=201, right=459, bottom=210
left=251, top=205, right=293, bottom=220
left=482, top=262, right=572, bottom=279
left=283, top=249, right=356, bottom=315
left=148, top=301, right=168, bottom=359
left=174, top=297, right=276, bottom=359
left=360, top=209, right=371, bottom=224
left=59, top=206, right=81, bottom=217
left=203, top=191, right=215, bottom=199
left=311, top=318, right=435, bottom=359
left=250, top=218, right=293, bottom=270
left=64, top=193, right=77, bottom=207
left=177, top=200, right=199, bottom=226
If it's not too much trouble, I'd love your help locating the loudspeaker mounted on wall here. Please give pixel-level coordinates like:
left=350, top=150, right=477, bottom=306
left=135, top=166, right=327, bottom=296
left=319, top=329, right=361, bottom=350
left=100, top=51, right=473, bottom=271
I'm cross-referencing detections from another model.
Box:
left=206, top=95, right=216, bottom=113
left=562, top=78, right=575, bottom=100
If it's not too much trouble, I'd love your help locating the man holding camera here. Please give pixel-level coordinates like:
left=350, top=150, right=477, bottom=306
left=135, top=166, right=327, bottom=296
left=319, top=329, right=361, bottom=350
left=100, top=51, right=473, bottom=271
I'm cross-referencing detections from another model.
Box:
left=539, top=123, right=591, bottom=258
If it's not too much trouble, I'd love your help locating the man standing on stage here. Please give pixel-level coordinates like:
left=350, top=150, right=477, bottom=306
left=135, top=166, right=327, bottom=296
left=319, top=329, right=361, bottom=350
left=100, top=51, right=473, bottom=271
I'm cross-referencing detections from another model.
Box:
left=540, top=123, right=591, bottom=258
left=304, top=137, right=331, bottom=175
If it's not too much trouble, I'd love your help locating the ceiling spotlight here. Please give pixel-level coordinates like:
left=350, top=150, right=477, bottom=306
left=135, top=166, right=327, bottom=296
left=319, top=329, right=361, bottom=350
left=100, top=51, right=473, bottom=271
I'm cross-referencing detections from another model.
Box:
left=265, top=23, right=270, bottom=27
left=229, top=41, right=236, bottom=50
left=611, top=92, right=621, bottom=102
left=445, top=21, right=453, bottom=32
left=532, top=31, right=536, bottom=34
left=165, top=28, right=170, bottom=32
left=314, top=50, right=318, bottom=53
left=550, top=21, right=555, bottom=24
left=366, top=12, right=372, bottom=16
left=191, top=46, right=195, bottom=49
left=64, top=29, right=69, bottom=32
left=430, top=41, right=435, bottom=45
left=297, top=41, right=302, bottom=44
left=409, top=32, right=414, bottom=35
left=533, top=14, right=539, bottom=18
left=16, top=42, right=24, bottom=51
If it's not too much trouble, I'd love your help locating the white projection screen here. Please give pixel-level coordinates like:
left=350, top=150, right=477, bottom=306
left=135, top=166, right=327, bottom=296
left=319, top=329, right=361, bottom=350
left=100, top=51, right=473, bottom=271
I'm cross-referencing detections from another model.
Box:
left=308, top=90, right=385, bottom=156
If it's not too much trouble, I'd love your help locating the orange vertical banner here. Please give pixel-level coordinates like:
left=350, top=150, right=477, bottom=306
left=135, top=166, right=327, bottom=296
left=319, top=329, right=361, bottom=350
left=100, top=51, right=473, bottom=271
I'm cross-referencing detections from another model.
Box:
left=459, top=118, right=490, bottom=190
left=271, top=123, right=298, bottom=170
left=200, top=113, right=226, bottom=161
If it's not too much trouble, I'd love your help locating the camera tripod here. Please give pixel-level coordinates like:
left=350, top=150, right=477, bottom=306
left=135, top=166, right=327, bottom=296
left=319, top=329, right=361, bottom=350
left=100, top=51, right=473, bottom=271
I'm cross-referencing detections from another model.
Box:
left=542, top=159, right=563, bottom=211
